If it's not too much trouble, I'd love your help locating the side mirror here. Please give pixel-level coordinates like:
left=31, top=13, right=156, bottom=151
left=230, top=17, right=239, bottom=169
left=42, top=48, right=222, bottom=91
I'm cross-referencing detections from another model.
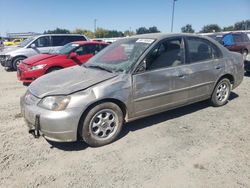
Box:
left=135, top=59, right=147, bottom=73
left=30, top=43, right=36, bottom=48
left=69, top=52, right=78, bottom=59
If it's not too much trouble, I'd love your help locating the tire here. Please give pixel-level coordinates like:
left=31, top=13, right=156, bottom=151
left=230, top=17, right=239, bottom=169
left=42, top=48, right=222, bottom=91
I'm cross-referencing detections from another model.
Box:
left=46, top=67, right=62, bottom=74
left=81, top=102, right=123, bottom=147
left=211, top=78, right=231, bottom=107
left=12, top=57, right=25, bottom=71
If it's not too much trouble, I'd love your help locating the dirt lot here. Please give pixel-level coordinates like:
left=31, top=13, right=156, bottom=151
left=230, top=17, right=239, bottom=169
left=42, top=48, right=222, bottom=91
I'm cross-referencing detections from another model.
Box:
left=0, top=66, right=250, bottom=188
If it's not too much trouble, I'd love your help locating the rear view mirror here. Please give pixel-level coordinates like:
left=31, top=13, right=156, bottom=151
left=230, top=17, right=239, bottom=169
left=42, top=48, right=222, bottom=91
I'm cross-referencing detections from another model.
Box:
left=30, top=43, right=36, bottom=48
left=69, top=52, right=78, bottom=59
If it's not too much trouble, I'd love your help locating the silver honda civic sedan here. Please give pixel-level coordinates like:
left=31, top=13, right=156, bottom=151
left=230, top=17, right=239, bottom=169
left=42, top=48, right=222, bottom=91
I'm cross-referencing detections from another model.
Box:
left=20, top=33, right=244, bottom=147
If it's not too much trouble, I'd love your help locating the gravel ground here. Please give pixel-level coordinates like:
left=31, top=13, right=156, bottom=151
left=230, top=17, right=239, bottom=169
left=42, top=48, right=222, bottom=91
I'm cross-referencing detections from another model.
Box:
left=0, top=66, right=250, bottom=188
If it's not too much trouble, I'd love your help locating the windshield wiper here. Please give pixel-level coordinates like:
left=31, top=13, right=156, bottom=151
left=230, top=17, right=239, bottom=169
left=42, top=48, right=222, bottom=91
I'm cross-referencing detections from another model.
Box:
left=87, top=65, right=113, bottom=73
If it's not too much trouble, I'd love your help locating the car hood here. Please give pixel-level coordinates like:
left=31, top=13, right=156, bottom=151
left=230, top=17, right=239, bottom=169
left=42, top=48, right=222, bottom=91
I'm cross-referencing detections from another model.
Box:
left=29, top=66, right=119, bottom=98
left=23, top=54, right=63, bottom=65
left=0, top=46, right=20, bottom=55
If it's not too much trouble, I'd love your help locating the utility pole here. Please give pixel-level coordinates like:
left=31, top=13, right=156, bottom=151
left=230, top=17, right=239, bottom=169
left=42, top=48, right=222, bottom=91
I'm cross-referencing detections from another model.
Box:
left=94, top=19, right=97, bottom=33
left=171, top=0, right=177, bottom=32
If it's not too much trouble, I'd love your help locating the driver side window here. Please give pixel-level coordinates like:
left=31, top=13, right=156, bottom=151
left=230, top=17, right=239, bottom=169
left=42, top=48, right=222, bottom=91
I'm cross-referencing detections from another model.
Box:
left=33, top=36, right=50, bottom=47
left=146, top=38, right=184, bottom=71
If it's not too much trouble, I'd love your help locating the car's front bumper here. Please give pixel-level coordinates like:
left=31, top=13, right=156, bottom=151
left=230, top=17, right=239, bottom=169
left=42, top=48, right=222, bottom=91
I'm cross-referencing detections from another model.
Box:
left=17, top=64, right=45, bottom=83
left=0, top=59, right=12, bottom=67
left=20, top=94, right=82, bottom=142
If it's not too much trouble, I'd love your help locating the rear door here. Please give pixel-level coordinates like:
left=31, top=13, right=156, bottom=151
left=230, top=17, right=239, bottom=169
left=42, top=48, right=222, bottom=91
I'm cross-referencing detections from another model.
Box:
left=184, top=36, right=224, bottom=101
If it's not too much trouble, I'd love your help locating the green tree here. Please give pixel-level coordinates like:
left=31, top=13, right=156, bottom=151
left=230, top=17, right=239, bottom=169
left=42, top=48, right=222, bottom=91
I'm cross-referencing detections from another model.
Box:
left=95, top=27, right=109, bottom=38
left=44, top=28, right=70, bottom=34
left=223, top=25, right=234, bottom=31
left=71, top=28, right=95, bottom=39
left=148, top=26, right=160, bottom=33
left=124, top=30, right=135, bottom=36
left=181, top=24, right=195, bottom=33
left=200, top=24, right=222, bottom=33
left=234, top=20, right=250, bottom=30
left=136, top=26, right=160, bottom=35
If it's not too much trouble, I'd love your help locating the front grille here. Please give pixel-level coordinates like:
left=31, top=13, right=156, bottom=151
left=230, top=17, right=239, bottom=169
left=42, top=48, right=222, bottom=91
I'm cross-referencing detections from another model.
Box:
left=0, top=55, right=5, bottom=61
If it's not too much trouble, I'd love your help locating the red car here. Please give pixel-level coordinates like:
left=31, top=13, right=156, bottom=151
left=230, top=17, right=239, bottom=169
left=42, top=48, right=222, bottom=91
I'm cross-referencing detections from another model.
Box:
left=17, top=41, right=109, bottom=84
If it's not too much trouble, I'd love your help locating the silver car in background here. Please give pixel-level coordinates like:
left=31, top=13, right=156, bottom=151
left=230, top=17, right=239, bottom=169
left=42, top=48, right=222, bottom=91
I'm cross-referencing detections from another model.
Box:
left=0, top=34, right=88, bottom=70
left=20, top=33, right=244, bottom=147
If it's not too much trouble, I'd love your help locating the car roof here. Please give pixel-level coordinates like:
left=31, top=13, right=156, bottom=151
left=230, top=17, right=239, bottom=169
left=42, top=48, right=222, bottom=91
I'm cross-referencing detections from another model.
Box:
left=72, top=41, right=109, bottom=45
left=130, top=33, right=202, bottom=40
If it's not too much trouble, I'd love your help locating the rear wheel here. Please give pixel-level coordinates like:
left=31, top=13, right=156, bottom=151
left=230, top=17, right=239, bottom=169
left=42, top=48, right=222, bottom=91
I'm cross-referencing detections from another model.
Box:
left=12, top=57, right=25, bottom=71
left=210, top=78, right=231, bottom=107
left=81, top=102, right=123, bottom=147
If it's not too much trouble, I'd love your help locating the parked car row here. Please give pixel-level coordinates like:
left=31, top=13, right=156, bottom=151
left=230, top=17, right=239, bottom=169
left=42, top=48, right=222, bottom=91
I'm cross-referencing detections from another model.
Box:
left=4, top=38, right=25, bottom=46
left=204, top=32, right=250, bottom=59
left=18, top=33, right=244, bottom=147
left=0, top=34, right=88, bottom=70
left=17, top=41, right=109, bottom=85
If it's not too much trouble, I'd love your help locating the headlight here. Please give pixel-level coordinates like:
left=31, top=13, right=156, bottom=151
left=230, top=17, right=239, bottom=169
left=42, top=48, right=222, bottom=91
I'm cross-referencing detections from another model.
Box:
left=38, top=96, right=71, bottom=111
left=5, top=55, right=12, bottom=61
left=28, top=64, right=46, bottom=71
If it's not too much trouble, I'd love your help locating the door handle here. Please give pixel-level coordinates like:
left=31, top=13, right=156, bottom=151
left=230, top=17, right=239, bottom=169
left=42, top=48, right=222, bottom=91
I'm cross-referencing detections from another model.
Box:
left=215, top=66, right=222, bottom=70
left=177, top=74, right=185, bottom=78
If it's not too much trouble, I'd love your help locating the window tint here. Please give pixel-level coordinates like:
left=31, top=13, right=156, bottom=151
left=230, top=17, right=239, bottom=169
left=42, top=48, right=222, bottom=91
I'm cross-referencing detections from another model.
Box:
left=33, top=36, right=50, bottom=47
left=67, top=36, right=86, bottom=43
left=85, top=44, right=98, bottom=54
left=52, top=36, right=86, bottom=46
left=233, top=33, right=249, bottom=42
left=146, top=38, right=183, bottom=70
left=73, top=44, right=98, bottom=56
left=186, top=37, right=221, bottom=63
left=74, top=46, right=86, bottom=56
left=100, top=44, right=108, bottom=51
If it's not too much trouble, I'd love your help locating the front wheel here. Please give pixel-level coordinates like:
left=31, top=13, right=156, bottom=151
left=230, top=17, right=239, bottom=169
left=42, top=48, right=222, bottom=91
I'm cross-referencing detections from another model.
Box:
left=13, top=57, right=25, bottom=71
left=81, top=102, right=123, bottom=147
left=210, top=78, right=231, bottom=107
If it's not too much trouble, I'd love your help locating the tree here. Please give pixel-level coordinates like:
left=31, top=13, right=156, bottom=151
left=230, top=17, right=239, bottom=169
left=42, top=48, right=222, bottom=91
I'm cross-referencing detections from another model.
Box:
left=107, top=30, right=124, bottom=38
left=181, top=24, right=195, bottom=33
left=148, top=26, right=160, bottom=33
left=95, top=27, right=109, bottom=38
left=71, top=28, right=95, bottom=39
left=44, top=28, right=70, bottom=34
left=136, top=27, right=149, bottom=35
left=124, top=30, right=135, bottom=36
left=223, top=25, right=234, bottom=31
left=136, top=26, right=160, bottom=35
left=234, top=20, right=250, bottom=30
left=200, top=24, right=222, bottom=33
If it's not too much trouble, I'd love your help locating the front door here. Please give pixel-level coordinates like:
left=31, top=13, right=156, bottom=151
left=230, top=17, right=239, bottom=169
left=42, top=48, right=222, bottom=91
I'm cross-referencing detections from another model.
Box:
left=132, top=37, right=190, bottom=117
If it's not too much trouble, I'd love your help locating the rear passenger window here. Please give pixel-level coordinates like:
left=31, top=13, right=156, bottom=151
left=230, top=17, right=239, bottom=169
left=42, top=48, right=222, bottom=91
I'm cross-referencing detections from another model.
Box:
left=52, top=36, right=86, bottom=46
left=186, top=37, right=222, bottom=63
left=67, top=36, right=87, bottom=43
left=52, top=36, right=67, bottom=46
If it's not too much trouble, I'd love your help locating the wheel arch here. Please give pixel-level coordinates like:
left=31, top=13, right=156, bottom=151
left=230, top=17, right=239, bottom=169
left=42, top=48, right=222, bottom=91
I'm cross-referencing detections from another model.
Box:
left=45, top=66, right=64, bottom=73
left=77, top=98, right=128, bottom=139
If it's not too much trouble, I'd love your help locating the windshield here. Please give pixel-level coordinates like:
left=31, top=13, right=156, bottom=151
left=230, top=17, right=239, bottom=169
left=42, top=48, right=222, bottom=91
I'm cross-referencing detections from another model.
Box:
left=19, top=37, right=35, bottom=47
left=84, top=38, right=155, bottom=73
left=54, top=43, right=79, bottom=54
